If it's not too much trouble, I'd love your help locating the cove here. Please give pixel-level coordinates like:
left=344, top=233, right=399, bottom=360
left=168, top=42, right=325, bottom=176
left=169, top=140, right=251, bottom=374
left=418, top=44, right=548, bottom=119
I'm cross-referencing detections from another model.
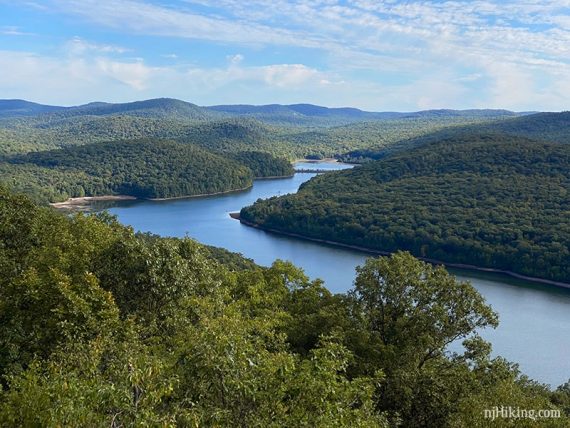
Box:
left=99, top=161, right=570, bottom=387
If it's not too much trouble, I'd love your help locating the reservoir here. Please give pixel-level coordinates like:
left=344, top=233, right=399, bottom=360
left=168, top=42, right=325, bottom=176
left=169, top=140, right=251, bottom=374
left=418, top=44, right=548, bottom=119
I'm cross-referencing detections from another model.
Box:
left=101, top=161, right=570, bottom=388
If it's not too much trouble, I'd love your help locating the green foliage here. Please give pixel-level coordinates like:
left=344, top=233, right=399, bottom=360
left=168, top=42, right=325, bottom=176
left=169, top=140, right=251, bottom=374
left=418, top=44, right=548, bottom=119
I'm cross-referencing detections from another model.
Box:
left=227, top=151, right=294, bottom=178
left=1, top=100, right=569, bottom=426
left=0, top=162, right=97, bottom=203
left=339, top=111, right=570, bottom=162
left=2, top=139, right=254, bottom=202
left=241, top=135, right=570, bottom=283
left=0, top=99, right=520, bottom=159
left=0, top=138, right=294, bottom=203
left=345, top=253, right=498, bottom=425
left=201, top=244, right=258, bottom=271
left=0, top=187, right=388, bottom=426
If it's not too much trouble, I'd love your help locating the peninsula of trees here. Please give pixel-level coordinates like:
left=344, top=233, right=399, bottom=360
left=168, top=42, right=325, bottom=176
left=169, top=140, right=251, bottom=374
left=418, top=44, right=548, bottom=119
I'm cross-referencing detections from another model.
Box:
left=0, top=141, right=293, bottom=203
left=241, top=133, right=570, bottom=284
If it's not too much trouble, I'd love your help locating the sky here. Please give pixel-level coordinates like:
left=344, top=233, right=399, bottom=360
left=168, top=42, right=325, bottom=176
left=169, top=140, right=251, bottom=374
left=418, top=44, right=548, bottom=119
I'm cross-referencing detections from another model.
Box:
left=0, top=0, right=569, bottom=111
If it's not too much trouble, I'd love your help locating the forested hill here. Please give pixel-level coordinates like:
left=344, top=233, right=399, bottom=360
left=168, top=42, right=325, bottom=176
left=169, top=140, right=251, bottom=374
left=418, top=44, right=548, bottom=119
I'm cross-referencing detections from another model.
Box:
left=339, top=111, right=570, bottom=162
left=485, top=111, right=570, bottom=142
left=0, top=98, right=528, bottom=159
left=0, top=99, right=66, bottom=118
left=1, top=140, right=254, bottom=202
left=50, top=98, right=226, bottom=121
left=241, top=134, right=570, bottom=283
left=0, top=98, right=224, bottom=121
left=1, top=186, right=569, bottom=426
left=0, top=98, right=519, bottom=125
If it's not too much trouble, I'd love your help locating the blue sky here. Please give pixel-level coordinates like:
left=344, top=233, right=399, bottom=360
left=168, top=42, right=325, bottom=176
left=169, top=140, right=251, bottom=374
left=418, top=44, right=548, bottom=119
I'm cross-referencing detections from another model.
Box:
left=0, top=0, right=569, bottom=111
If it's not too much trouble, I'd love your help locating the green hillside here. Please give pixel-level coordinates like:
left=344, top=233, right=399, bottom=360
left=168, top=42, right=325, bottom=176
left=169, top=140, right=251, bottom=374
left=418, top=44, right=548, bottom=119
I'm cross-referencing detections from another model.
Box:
left=0, top=99, right=66, bottom=118
left=208, top=103, right=517, bottom=127
left=0, top=98, right=224, bottom=121
left=486, top=111, right=570, bottom=142
left=339, top=111, right=570, bottom=162
left=0, top=98, right=521, bottom=159
left=2, top=140, right=253, bottom=202
left=242, top=134, right=570, bottom=283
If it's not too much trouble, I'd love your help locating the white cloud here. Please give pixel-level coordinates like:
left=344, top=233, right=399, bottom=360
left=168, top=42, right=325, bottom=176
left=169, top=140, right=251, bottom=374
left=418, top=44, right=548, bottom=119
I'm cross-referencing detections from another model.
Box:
left=95, top=58, right=151, bottom=90
left=0, top=50, right=158, bottom=103
left=51, top=0, right=327, bottom=49
left=1, top=26, right=35, bottom=36
left=226, top=54, right=244, bottom=65
left=261, top=64, right=321, bottom=87
left=0, top=45, right=566, bottom=111
left=51, top=1, right=570, bottom=69
left=0, top=49, right=335, bottom=106
left=66, top=37, right=129, bottom=55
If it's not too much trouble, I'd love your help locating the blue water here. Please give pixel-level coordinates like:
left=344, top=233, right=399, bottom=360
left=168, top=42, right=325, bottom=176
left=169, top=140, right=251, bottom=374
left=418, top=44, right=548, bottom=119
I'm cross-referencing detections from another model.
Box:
left=101, top=162, right=570, bottom=387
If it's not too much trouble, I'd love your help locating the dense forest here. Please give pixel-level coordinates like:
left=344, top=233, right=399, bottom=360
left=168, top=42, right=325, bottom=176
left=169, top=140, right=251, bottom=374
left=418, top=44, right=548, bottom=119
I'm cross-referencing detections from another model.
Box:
left=0, top=98, right=520, bottom=159
left=0, top=186, right=568, bottom=426
left=1, top=140, right=256, bottom=203
left=339, top=111, right=570, bottom=163
left=241, top=134, right=570, bottom=283
left=227, top=151, right=294, bottom=178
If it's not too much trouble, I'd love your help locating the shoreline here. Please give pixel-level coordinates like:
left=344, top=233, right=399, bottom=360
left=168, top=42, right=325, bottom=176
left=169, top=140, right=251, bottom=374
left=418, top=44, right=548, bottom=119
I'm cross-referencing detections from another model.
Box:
left=294, top=157, right=340, bottom=163
left=230, top=212, right=570, bottom=290
left=50, top=195, right=137, bottom=209
left=149, top=184, right=253, bottom=201
left=51, top=184, right=256, bottom=209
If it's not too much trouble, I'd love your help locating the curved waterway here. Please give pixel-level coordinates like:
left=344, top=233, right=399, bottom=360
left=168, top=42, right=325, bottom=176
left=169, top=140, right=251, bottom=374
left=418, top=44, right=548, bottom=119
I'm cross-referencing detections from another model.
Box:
left=100, top=161, right=570, bottom=387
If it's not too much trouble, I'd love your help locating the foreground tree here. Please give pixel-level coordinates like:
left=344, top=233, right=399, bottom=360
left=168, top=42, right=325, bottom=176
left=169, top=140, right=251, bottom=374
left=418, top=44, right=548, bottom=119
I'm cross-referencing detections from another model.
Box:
left=347, top=253, right=487, bottom=425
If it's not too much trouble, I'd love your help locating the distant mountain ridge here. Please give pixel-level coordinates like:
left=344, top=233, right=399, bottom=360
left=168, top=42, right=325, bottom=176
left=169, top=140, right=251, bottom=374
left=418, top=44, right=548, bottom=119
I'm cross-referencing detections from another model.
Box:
left=0, top=98, right=523, bottom=125
left=207, top=103, right=521, bottom=125
left=0, top=100, right=67, bottom=117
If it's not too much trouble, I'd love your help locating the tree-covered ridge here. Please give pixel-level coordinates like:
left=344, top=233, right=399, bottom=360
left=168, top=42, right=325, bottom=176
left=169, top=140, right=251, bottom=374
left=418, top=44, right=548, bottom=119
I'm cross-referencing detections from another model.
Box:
left=0, top=99, right=66, bottom=118
left=0, top=97, right=521, bottom=159
left=0, top=97, right=518, bottom=125
left=3, top=140, right=254, bottom=201
left=0, top=187, right=568, bottom=426
left=241, top=135, right=570, bottom=283
left=0, top=162, right=101, bottom=204
left=0, top=98, right=225, bottom=121
left=485, top=111, right=570, bottom=143
left=339, top=111, right=570, bottom=162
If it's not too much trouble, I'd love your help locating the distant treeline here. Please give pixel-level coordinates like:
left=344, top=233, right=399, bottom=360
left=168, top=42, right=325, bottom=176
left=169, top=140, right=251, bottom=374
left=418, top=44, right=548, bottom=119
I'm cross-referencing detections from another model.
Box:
left=226, top=151, right=293, bottom=177
left=0, top=98, right=527, bottom=159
